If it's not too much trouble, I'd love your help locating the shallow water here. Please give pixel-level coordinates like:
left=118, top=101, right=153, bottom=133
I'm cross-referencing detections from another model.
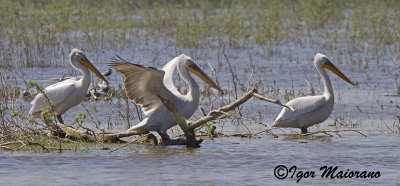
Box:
left=1, top=134, right=398, bottom=185
left=17, top=37, right=399, bottom=132
left=2, top=30, right=400, bottom=185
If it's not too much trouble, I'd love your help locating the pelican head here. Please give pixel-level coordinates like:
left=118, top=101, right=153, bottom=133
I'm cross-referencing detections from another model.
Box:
left=70, top=49, right=109, bottom=84
left=314, top=53, right=356, bottom=86
left=178, top=54, right=223, bottom=92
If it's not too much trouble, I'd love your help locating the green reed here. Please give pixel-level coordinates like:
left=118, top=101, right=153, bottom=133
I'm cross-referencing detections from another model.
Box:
left=0, top=0, right=399, bottom=67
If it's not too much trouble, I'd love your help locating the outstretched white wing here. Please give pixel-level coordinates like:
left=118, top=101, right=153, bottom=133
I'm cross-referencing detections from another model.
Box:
left=110, top=61, right=179, bottom=115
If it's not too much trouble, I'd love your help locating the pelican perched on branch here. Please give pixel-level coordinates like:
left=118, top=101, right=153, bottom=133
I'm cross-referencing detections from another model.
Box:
left=272, top=53, right=357, bottom=133
left=110, top=54, right=223, bottom=140
left=29, top=49, right=109, bottom=124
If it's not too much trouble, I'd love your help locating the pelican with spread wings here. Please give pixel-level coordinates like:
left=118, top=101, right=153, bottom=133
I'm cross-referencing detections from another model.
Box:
left=110, top=54, right=223, bottom=140
left=272, top=53, right=356, bottom=133
left=29, top=49, right=109, bottom=124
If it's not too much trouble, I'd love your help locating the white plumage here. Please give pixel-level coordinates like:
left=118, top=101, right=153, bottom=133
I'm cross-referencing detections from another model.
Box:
left=111, top=54, right=222, bottom=139
left=272, top=53, right=356, bottom=133
left=29, top=49, right=109, bottom=124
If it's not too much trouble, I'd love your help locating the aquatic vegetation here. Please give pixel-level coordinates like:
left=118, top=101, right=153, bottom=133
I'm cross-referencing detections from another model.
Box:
left=0, top=135, right=121, bottom=152
left=1, top=0, right=400, bottom=151
left=70, top=112, right=87, bottom=128
left=219, top=10, right=251, bottom=48
left=253, top=4, right=287, bottom=54
left=333, top=116, right=362, bottom=128
left=348, top=3, right=397, bottom=63
left=295, top=0, right=343, bottom=28
left=0, top=0, right=399, bottom=67
left=173, top=11, right=203, bottom=47
left=0, top=70, right=21, bottom=132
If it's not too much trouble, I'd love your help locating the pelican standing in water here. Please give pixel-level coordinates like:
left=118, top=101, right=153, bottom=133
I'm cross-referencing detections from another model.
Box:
left=272, top=53, right=357, bottom=133
left=110, top=54, right=223, bottom=140
left=29, top=49, right=109, bottom=124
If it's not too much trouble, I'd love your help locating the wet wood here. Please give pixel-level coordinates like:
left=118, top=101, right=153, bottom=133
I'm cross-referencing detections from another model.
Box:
left=188, top=88, right=257, bottom=130
left=252, top=92, right=295, bottom=112
left=57, top=88, right=293, bottom=147
left=156, top=94, right=201, bottom=147
left=157, top=88, right=293, bottom=147
left=58, top=123, right=148, bottom=143
left=127, top=133, right=201, bottom=146
left=109, top=134, right=203, bottom=153
left=156, top=89, right=259, bottom=147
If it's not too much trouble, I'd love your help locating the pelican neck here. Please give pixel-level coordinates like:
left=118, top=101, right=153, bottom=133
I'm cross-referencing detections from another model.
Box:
left=316, top=63, right=334, bottom=100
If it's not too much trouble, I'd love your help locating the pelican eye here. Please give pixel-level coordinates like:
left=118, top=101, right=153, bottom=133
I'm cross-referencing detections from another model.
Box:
left=321, top=57, right=329, bottom=64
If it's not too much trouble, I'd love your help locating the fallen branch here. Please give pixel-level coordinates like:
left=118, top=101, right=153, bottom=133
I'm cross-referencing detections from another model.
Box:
left=189, top=88, right=258, bottom=130
left=157, top=88, right=293, bottom=147
left=188, top=89, right=294, bottom=130
left=0, top=146, right=14, bottom=151
left=155, top=89, right=259, bottom=147
left=0, top=141, right=22, bottom=146
left=109, top=133, right=199, bottom=153
left=57, top=124, right=148, bottom=143
left=156, top=94, right=200, bottom=147
left=54, top=88, right=292, bottom=147
left=252, top=92, right=295, bottom=112
left=110, top=134, right=158, bottom=153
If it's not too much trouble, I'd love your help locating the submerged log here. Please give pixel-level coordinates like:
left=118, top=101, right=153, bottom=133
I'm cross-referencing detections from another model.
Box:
left=58, top=124, right=147, bottom=143
left=57, top=124, right=204, bottom=146
left=57, top=88, right=292, bottom=147
left=127, top=133, right=202, bottom=146
left=156, top=94, right=201, bottom=147
left=157, top=88, right=294, bottom=147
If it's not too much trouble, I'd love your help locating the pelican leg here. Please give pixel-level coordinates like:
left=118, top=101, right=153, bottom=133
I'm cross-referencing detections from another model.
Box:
left=301, top=127, right=308, bottom=134
left=57, top=115, right=64, bottom=124
left=157, top=131, right=170, bottom=140
left=157, top=131, right=171, bottom=146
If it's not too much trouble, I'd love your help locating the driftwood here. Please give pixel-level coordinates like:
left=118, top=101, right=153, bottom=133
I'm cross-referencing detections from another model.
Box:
left=56, top=88, right=293, bottom=147
left=57, top=124, right=148, bottom=143
left=252, top=92, right=294, bottom=112
left=109, top=134, right=199, bottom=153
left=156, top=88, right=294, bottom=147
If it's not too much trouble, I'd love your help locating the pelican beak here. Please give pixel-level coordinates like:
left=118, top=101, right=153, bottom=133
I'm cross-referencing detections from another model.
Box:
left=322, top=61, right=356, bottom=86
left=186, top=62, right=223, bottom=92
left=79, top=57, right=110, bottom=84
